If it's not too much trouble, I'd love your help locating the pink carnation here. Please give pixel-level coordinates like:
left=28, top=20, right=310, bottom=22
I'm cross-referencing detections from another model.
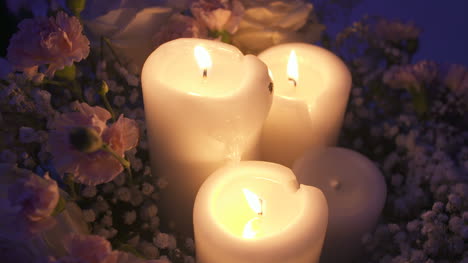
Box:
left=8, top=174, right=59, bottom=222
left=0, top=166, right=59, bottom=240
left=7, top=11, right=90, bottom=78
left=153, top=14, right=209, bottom=48
left=48, top=102, right=139, bottom=185
left=191, top=0, right=245, bottom=34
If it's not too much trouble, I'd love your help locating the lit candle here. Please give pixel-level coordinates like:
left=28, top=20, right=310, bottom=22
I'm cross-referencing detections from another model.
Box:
left=292, top=147, right=387, bottom=263
left=194, top=161, right=328, bottom=263
left=258, top=43, right=352, bottom=167
left=141, top=38, right=273, bottom=234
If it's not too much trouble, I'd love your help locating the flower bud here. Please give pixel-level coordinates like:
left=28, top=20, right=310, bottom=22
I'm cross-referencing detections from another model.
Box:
left=98, top=80, right=109, bottom=95
left=67, top=0, right=86, bottom=16
left=55, top=65, right=76, bottom=81
left=69, top=127, right=102, bottom=153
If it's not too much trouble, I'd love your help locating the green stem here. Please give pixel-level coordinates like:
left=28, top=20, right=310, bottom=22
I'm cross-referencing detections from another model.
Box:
left=100, top=36, right=104, bottom=62
left=64, top=175, right=78, bottom=200
left=43, top=80, right=67, bottom=86
left=103, top=37, right=124, bottom=67
left=71, top=81, right=84, bottom=102
left=98, top=91, right=115, bottom=121
left=101, top=144, right=133, bottom=184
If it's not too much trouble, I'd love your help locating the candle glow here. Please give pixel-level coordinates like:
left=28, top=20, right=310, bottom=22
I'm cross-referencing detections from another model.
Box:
left=194, top=45, right=212, bottom=78
left=194, top=161, right=328, bottom=263
left=243, top=217, right=260, bottom=239
left=242, top=188, right=263, bottom=239
left=242, top=188, right=263, bottom=215
left=287, top=50, right=299, bottom=87
left=258, top=43, right=352, bottom=167
left=141, top=38, right=273, bottom=234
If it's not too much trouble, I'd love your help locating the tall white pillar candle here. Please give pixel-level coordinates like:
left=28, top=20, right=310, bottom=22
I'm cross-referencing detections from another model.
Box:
left=194, top=161, right=328, bottom=263
left=258, top=43, right=351, bottom=167
left=141, top=38, right=273, bottom=234
left=293, top=147, right=387, bottom=263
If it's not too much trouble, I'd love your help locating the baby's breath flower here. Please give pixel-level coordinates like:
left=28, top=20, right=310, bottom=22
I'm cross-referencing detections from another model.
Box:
left=141, top=182, right=155, bottom=196
left=138, top=241, right=159, bottom=259
left=113, top=96, right=126, bottom=108
left=153, top=232, right=170, bottom=249
left=140, top=203, right=158, bottom=221
left=156, top=177, right=169, bottom=189
left=101, top=215, right=113, bottom=227
left=123, top=210, right=137, bottom=225
left=117, top=187, right=131, bottom=203
left=82, top=186, right=97, bottom=198
left=83, top=209, right=96, bottom=223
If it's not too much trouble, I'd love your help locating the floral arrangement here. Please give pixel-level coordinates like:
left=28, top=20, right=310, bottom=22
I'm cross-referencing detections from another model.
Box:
left=0, top=0, right=467, bottom=262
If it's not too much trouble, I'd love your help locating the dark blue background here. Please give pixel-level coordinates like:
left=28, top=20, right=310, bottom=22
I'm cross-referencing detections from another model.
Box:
left=1, top=0, right=468, bottom=65
left=327, top=0, right=468, bottom=66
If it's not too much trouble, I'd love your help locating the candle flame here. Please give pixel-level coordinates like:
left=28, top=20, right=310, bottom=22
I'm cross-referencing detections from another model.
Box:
left=194, top=46, right=212, bottom=78
left=242, top=188, right=263, bottom=215
left=287, top=50, right=298, bottom=87
left=243, top=217, right=260, bottom=239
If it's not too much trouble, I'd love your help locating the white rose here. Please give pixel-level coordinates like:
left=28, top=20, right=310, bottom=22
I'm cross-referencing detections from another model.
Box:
left=232, top=0, right=324, bottom=54
left=82, top=0, right=173, bottom=71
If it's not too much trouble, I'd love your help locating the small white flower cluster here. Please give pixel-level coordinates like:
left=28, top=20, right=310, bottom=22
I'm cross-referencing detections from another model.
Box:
left=81, top=166, right=195, bottom=261
left=0, top=80, right=36, bottom=113
left=114, top=62, right=140, bottom=87
left=341, top=58, right=468, bottom=262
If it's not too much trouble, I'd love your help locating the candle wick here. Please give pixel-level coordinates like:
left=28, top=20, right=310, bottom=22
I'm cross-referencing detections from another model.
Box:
left=258, top=199, right=263, bottom=216
left=288, top=77, right=297, bottom=87
left=203, top=68, right=208, bottom=78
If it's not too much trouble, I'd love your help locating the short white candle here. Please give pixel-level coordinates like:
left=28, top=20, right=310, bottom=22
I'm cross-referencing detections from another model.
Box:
left=292, top=147, right=387, bottom=263
left=194, top=161, right=328, bottom=263
left=141, top=38, right=273, bottom=234
left=258, top=43, right=352, bottom=167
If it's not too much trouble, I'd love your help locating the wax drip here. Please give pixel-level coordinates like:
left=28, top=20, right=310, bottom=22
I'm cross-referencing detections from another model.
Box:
left=330, top=179, right=341, bottom=190
left=268, top=82, right=274, bottom=93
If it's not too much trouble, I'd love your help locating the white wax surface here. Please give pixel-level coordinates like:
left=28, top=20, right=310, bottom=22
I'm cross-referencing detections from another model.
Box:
left=214, top=176, right=300, bottom=238
left=292, top=147, right=387, bottom=263
left=156, top=43, right=244, bottom=96
left=141, top=38, right=273, bottom=235
left=194, top=161, right=328, bottom=263
left=259, top=43, right=351, bottom=167
left=267, top=62, right=324, bottom=105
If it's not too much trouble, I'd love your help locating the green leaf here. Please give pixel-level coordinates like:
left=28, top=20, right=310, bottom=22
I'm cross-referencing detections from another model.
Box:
left=51, top=196, right=67, bottom=216
left=210, top=30, right=232, bottom=44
